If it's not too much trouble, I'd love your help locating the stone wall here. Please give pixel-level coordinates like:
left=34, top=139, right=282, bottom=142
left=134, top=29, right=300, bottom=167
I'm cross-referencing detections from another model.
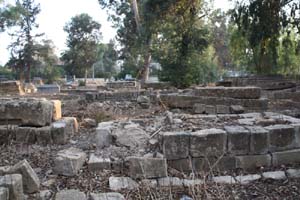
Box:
left=160, top=123, right=300, bottom=172
left=192, top=87, right=261, bottom=99
left=86, top=90, right=149, bottom=102
left=106, top=81, right=141, bottom=90
left=159, top=94, right=268, bottom=113
left=0, top=81, right=24, bottom=96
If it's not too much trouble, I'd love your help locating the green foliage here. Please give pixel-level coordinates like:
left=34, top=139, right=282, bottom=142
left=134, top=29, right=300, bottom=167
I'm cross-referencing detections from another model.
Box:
left=61, top=13, right=102, bottom=80
left=0, top=66, right=16, bottom=79
left=78, top=80, right=86, bottom=87
left=93, top=40, right=118, bottom=78
left=8, top=0, right=44, bottom=82
left=0, top=0, right=22, bottom=32
left=231, top=0, right=300, bottom=74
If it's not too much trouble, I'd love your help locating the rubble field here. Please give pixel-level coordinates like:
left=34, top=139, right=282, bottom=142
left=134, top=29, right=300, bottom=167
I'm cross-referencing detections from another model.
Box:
left=1, top=81, right=300, bottom=199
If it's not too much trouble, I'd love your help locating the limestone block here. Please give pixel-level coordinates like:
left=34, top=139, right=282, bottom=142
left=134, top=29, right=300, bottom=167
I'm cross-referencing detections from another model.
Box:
left=192, top=157, right=236, bottom=172
left=0, top=174, right=24, bottom=200
left=265, top=125, right=295, bottom=152
left=193, top=104, right=205, bottom=114
left=225, top=126, right=250, bottom=155
left=55, top=189, right=86, bottom=200
left=51, top=100, right=62, bottom=121
left=15, top=127, right=36, bottom=144
left=51, top=121, right=68, bottom=145
left=9, top=160, right=40, bottom=194
left=0, top=98, right=53, bottom=126
left=161, top=132, right=190, bottom=160
left=212, top=176, right=236, bottom=184
left=168, top=158, right=192, bottom=173
left=90, top=193, right=125, bottom=200
left=246, top=126, right=269, bottom=154
left=35, top=127, right=52, bottom=145
left=236, top=154, right=271, bottom=169
left=235, top=174, right=261, bottom=185
left=157, top=177, right=183, bottom=187
left=88, top=154, right=111, bottom=171
left=216, top=105, right=230, bottom=114
left=205, top=105, right=216, bottom=115
left=109, top=177, right=138, bottom=191
left=262, top=171, right=286, bottom=180
left=127, top=157, right=167, bottom=179
left=95, top=126, right=113, bottom=149
left=272, top=149, right=300, bottom=166
left=54, top=148, right=87, bottom=176
left=287, top=169, right=300, bottom=178
left=190, top=128, right=227, bottom=157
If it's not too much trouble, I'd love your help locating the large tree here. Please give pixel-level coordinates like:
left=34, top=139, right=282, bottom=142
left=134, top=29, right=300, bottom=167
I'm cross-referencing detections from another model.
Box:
left=232, top=0, right=300, bottom=74
left=0, top=0, right=22, bottom=32
left=8, top=0, right=43, bottom=82
left=61, top=13, right=102, bottom=83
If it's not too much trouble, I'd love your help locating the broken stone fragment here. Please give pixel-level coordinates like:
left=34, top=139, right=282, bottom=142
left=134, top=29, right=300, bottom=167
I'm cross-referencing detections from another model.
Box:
left=230, top=105, right=244, bottom=114
left=88, top=154, right=111, bottom=172
left=127, top=156, right=168, bottom=179
left=95, top=126, right=113, bottom=149
left=114, top=127, right=149, bottom=149
left=8, top=160, right=40, bottom=194
left=262, top=171, right=286, bottom=180
left=109, top=177, right=139, bottom=191
left=54, top=148, right=87, bottom=176
left=90, top=192, right=125, bottom=200
left=38, top=190, right=52, bottom=200
left=0, top=174, right=24, bottom=200
left=51, top=100, right=62, bottom=121
left=55, top=189, right=86, bottom=200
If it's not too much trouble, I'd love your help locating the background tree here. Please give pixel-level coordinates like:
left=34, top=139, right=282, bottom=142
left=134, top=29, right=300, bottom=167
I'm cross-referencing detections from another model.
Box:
left=231, top=0, right=300, bottom=74
left=8, top=0, right=44, bottom=82
left=0, top=0, right=22, bottom=32
left=61, top=13, right=101, bottom=84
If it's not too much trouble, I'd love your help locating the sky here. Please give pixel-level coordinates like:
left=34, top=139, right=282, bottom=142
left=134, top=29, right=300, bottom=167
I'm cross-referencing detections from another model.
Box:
left=0, top=0, right=232, bottom=65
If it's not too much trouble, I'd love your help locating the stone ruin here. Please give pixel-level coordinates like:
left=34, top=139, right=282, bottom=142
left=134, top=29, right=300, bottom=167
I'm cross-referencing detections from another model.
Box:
left=1, top=85, right=300, bottom=199
left=0, top=81, right=24, bottom=96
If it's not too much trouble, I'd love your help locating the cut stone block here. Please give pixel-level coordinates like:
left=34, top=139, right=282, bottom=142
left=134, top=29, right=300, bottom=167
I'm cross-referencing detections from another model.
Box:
left=291, top=124, right=300, bottom=147
left=51, top=121, right=68, bottom=145
left=15, top=127, right=36, bottom=144
left=161, top=132, right=190, bottom=160
left=109, top=177, right=139, bottom=191
left=236, top=154, right=271, bottom=169
left=190, top=128, right=226, bottom=157
left=8, top=160, right=40, bottom=194
left=265, top=125, right=295, bottom=152
left=235, top=174, right=261, bottom=185
left=51, top=100, right=62, bottom=121
left=216, top=105, right=230, bottom=114
left=157, top=177, right=183, bottom=187
left=193, top=87, right=261, bottom=99
left=168, top=158, right=192, bottom=173
left=246, top=126, right=269, bottom=154
left=35, top=127, right=52, bottom=145
left=0, top=126, right=12, bottom=145
left=55, top=189, right=86, bottom=200
left=95, top=126, right=113, bottom=149
left=0, top=187, right=9, bottom=200
left=272, top=149, right=300, bottom=166
left=140, top=179, right=158, bottom=188
left=54, top=148, right=87, bottom=176
left=90, top=193, right=125, bottom=200
left=61, top=117, right=79, bottom=134
left=0, top=174, right=24, bottom=200
left=287, top=169, right=300, bottom=178
left=127, top=157, right=167, bottom=179
left=225, top=126, right=250, bottom=155
left=193, top=104, right=205, bottom=114
left=0, top=98, right=53, bottom=126
left=212, top=176, right=236, bottom=184
left=192, top=157, right=236, bottom=172
left=262, top=171, right=286, bottom=180
left=88, top=154, right=111, bottom=171
left=205, top=105, right=216, bottom=114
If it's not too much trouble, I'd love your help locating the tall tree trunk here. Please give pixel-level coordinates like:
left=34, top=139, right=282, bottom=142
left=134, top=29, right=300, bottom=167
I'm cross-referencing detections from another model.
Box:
left=131, top=0, right=141, bottom=32
left=84, top=68, right=88, bottom=85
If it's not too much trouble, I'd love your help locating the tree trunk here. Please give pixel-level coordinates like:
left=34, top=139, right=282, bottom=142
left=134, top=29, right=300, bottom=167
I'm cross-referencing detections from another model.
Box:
left=131, top=0, right=141, bottom=32
left=84, top=68, right=88, bottom=85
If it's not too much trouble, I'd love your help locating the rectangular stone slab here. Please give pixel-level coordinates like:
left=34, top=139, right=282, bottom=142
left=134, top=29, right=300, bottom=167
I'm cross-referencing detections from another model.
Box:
left=0, top=98, right=54, bottom=126
left=193, top=87, right=261, bottom=99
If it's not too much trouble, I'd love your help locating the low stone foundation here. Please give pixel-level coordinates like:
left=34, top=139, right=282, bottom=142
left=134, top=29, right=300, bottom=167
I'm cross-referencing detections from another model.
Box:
left=0, top=81, right=24, bottom=96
